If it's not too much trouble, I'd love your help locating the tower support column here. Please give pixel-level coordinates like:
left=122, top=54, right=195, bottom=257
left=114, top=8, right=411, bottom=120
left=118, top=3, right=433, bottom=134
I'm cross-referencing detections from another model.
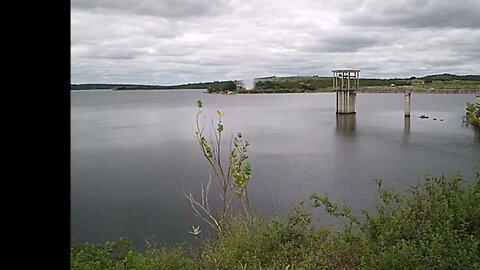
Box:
left=405, top=90, right=411, bottom=117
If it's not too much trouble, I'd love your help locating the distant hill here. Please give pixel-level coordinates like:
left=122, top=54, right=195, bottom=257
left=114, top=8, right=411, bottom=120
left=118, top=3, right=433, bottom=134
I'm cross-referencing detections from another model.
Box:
left=70, top=84, right=151, bottom=90
left=419, top=73, right=480, bottom=81
left=71, top=80, right=239, bottom=90
left=70, top=83, right=202, bottom=90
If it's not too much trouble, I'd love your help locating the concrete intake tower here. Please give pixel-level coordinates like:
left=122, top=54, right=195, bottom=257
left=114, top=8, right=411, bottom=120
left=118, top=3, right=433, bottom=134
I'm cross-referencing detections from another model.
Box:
left=332, top=69, right=360, bottom=114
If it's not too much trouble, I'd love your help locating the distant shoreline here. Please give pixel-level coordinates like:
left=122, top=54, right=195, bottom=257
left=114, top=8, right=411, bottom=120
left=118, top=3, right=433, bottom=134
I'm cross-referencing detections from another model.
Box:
left=70, top=88, right=479, bottom=95
left=356, top=87, right=479, bottom=94
left=70, top=88, right=206, bottom=92
left=71, top=74, right=480, bottom=94
left=208, top=87, right=479, bottom=95
left=70, top=89, right=114, bottom=92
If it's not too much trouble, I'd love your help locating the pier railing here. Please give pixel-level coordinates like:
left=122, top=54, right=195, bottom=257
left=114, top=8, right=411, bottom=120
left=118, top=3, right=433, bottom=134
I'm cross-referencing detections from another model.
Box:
left=356, top=86, right=480, bottom=94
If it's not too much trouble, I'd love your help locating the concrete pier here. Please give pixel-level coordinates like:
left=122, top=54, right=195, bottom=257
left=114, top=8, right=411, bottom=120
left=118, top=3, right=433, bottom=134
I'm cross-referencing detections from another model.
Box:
left=336, top=91, right=357, bottom=114
left=333, top=69, right=360, bottom=114
left=405, top=90, right=411, bottom=117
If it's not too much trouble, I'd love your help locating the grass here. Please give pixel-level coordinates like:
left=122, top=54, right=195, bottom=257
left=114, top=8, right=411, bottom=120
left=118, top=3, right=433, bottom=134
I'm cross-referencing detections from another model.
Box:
left=71, top=170, right=480, bottom=269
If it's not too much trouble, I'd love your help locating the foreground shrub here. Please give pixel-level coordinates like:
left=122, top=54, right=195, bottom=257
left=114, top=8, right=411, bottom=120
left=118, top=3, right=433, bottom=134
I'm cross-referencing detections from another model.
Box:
left=70, top=238, right=193, bottom=270
left=359, top=172, right=480, bottom=269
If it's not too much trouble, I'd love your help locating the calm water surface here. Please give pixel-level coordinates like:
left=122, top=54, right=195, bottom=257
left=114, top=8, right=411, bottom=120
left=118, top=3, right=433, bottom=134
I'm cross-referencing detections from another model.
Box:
left=71, top=90, right=479, bottom=246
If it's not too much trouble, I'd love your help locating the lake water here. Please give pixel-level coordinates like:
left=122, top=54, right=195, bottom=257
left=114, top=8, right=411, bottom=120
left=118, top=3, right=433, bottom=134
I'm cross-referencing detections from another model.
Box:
left=71, top=90, right=479, bottom=247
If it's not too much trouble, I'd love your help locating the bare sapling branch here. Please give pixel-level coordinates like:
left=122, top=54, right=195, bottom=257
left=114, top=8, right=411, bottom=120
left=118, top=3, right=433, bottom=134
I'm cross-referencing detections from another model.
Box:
left=186, top=100, right=254, bottom=232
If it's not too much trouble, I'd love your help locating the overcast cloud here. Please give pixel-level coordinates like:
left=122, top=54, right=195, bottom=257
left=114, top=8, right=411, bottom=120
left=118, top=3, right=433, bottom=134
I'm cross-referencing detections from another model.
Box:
left=71, top=0, right=480, bottom=84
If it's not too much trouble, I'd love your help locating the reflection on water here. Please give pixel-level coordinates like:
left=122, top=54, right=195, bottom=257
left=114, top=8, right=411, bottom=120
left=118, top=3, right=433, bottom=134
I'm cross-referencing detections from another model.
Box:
left=461, top=116, right=480, bottom=144
left=336, top=114, right=356, bottom=137
left=474, top=128, right=480, bottom=145
left=402, top=116, right=411, bottom=146
left=404, top=116, right=411, bottom=135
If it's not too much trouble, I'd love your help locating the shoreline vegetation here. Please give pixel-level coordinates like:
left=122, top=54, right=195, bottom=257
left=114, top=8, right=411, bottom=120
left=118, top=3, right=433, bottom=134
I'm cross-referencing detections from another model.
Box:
left=71, top=170, right=480, bottom=269
left=71, top=73, right=480, bottom=93
left=465, top=99, right=480, bottom=128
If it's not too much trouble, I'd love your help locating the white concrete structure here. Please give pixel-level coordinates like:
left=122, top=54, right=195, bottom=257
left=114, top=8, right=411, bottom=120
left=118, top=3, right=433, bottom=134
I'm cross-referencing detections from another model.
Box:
left=332, top=69, right=360, bottom=114
left=405, top=90, right=411, bottom=117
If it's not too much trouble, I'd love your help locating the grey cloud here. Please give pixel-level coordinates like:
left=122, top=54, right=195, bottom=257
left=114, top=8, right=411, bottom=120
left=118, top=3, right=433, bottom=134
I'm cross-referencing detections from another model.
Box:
left=81, top=46, right=141, bottom=60
left=308, top=35, right=380, bottom=53
left=71, top=0, right=480, bottom=84
left=341, top=0, right=480, bottom=28
left=71, top=0, right=229, bottom=18
left=71, top=11, right=182, bottom=45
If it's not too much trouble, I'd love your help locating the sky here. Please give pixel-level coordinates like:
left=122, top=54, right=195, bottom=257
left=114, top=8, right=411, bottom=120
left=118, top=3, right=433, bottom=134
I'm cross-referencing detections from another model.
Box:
left=71, top=0, right=480, bottom=85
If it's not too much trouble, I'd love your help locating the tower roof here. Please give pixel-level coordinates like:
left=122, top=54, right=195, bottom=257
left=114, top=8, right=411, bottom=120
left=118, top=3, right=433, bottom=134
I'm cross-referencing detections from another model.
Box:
left=332, top=69, right=360, bottom=72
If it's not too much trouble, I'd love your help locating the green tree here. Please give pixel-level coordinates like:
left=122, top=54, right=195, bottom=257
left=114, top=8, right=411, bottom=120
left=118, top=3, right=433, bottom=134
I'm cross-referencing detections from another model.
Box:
left=466, top=101, right=480, bottom=127
left=223, top=81, right=236, bottom=91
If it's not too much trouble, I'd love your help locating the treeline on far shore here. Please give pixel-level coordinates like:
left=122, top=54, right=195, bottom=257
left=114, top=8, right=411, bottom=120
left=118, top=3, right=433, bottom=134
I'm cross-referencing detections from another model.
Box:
left=71, top=73, right=480, bottom=92
left=70, top=83, right=212, bottom=90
